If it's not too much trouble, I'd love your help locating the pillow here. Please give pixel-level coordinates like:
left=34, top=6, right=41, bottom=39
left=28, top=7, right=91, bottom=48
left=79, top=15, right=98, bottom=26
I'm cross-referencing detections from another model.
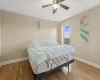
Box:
left=31, top=40, right=59, bottom=47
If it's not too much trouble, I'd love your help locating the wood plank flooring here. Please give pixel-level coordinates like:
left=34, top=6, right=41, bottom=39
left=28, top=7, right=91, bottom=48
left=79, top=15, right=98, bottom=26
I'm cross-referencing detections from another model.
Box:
left=0, top=60, right=100, bottom=80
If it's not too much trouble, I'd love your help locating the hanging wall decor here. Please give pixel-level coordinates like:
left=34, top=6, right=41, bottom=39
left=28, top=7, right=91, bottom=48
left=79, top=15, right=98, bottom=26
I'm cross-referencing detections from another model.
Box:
left=80, top=15, right=89, bottom=27
left=80, top=34, right=88, bottom=43
left=80, top=28, right=89, bottom=35
left=80, top=15, right=90, bottom=43
left=36, top=21, right=40, bottom=29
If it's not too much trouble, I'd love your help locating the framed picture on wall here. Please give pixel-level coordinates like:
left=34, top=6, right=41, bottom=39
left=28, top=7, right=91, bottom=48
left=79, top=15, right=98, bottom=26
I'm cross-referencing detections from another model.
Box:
left=36, top=21, right=40, bottom=29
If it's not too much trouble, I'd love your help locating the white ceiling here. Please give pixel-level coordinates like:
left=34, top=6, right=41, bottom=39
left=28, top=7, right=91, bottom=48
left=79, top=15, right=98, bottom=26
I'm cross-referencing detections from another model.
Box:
left=0, top=0, right=100, bottom=21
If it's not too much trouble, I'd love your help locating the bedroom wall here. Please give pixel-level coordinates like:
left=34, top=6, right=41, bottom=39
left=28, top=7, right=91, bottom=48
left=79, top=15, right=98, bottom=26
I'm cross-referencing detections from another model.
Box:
left=1, top=11, right=57, bottom=62
left=0, top=11, right=1, bottom=62
left=58, top=5, right=100, bottom=65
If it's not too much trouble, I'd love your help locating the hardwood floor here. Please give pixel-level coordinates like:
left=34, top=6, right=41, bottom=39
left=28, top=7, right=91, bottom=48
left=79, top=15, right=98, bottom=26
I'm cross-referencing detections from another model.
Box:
left=0, top=60, right=100, bottom=80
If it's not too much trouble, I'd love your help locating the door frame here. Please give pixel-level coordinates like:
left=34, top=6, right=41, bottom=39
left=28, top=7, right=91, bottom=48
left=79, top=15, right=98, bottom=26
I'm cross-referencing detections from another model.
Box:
left=61, top=24, right=71, bottom=45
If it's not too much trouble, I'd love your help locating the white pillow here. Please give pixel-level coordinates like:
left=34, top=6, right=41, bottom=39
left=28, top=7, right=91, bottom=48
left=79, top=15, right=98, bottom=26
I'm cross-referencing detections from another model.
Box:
left=31, top=40, right=59, bottom=47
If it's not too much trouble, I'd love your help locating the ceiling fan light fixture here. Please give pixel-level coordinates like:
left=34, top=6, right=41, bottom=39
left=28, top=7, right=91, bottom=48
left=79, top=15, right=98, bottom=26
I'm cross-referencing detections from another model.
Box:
left=42, top=0, right=69, bottom=14
left=53, top=3, right=60, bottom=9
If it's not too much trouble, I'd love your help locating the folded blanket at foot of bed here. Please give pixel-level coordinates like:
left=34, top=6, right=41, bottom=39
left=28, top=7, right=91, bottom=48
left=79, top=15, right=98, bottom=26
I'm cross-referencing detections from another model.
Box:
left=28, top=40, right=75, bottom=74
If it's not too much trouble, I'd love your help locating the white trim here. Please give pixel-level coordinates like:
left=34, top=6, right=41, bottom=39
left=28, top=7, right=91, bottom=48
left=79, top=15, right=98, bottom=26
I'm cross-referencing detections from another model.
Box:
left=75, top=57, right=100, bottom=69
left=1, top=57, right=100, bottom=69
left=0, top=57, right=28, bottom=66
left=61, top=24, right=64, bottom=45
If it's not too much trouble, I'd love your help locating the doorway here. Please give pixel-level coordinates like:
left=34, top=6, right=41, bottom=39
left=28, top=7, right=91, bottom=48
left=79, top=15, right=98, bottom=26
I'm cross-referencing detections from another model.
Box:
left=62, top=25, right=71, bottom=45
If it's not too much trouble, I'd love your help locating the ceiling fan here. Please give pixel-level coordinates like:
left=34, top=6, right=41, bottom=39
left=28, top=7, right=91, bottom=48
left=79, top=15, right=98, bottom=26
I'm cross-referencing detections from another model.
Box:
left=42, top=0, right=69, bottom=14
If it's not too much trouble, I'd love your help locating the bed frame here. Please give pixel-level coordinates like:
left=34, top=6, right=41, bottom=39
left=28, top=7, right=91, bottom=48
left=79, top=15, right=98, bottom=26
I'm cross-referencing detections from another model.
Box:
left=33, top=59, right=74, bottom=80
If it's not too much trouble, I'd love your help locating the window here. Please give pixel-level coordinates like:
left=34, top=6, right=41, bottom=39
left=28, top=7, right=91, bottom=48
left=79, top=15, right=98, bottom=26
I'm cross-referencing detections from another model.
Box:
left=64, top=26, right=70, bottom=39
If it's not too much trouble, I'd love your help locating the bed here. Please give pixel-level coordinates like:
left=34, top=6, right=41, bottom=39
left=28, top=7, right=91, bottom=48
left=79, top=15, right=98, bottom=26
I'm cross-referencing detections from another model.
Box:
left=28, top=40, right=75, bottom=80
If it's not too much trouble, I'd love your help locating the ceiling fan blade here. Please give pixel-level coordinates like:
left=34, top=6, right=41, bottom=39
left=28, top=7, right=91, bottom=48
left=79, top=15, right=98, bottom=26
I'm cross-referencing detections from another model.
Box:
left=60, top=4, right=69, bottom=10
left=42, top=4, right=53, bottom=8
left=53, top=8, right=57, bottom=14
left=60, top=0, right=66, bottom=2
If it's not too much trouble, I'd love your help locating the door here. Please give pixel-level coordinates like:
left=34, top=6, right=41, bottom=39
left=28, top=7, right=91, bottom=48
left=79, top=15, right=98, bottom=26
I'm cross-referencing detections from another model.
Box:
left=62, top=25, right=71, bottom=45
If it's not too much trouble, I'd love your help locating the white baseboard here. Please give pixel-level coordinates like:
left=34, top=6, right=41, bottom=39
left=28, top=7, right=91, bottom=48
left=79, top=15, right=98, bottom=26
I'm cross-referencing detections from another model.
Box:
left=75, top=57, right=100, bottom=69
left=0, top=57, right=100, bottom=69
left=0, top=57, right=28, bottom=66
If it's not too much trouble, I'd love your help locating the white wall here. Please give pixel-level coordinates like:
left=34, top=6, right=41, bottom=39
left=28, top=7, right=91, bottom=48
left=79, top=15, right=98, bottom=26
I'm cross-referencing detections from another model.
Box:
left=1, top=11, right=57, bottom=62
left=0, top=11, right=1, bottom=62
left=58, top=5, right=100, bottom=65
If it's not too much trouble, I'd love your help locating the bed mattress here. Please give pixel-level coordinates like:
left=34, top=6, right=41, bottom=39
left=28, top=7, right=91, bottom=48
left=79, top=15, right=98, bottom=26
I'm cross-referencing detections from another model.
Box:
left=28, top=41, right=75, bottom=74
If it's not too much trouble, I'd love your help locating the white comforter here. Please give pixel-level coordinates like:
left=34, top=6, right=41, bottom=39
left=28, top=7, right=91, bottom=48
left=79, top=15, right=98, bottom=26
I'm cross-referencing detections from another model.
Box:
left=28, top=45, right=75, bottom=74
